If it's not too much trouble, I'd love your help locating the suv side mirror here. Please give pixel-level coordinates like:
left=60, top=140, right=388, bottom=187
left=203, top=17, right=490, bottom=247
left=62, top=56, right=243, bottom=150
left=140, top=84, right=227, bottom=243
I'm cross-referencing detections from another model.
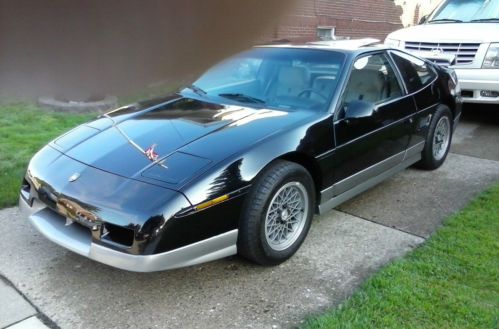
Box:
left=419, top=15, right=428, bottom=25
left=343, top=100, right=375, bottom=120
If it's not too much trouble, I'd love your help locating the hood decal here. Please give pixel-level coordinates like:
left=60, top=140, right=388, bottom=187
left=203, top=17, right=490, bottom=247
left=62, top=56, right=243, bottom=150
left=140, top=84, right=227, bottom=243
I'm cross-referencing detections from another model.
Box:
left=144, top=144, right=159, bottom=162
left=103, top=113, right=168, bottom=169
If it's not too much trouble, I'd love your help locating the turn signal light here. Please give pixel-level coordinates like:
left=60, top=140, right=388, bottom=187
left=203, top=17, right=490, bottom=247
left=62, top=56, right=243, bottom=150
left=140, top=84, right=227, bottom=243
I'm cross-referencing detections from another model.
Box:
left=195, top=195, right=229, bottom=211
left=480, top=90, right=499, bottom=98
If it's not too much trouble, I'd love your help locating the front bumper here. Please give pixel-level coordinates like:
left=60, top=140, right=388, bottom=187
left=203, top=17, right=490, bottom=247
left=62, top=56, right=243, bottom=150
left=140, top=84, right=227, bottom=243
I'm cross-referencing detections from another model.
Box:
left=20, top=196, right=237, bottom=272
left=454, top=68, right=499, bottom=104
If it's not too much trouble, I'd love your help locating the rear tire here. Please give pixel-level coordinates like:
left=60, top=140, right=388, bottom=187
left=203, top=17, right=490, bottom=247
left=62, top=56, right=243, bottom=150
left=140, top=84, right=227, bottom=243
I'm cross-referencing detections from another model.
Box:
left=237, top=160, right=315, bottom=266
left=417, top=106, right=453, bottom=170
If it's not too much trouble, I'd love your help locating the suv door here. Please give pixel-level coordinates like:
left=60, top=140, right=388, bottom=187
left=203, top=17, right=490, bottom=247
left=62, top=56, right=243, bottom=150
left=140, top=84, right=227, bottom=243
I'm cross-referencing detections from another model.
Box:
left=330, top=51, right=416, bottom=196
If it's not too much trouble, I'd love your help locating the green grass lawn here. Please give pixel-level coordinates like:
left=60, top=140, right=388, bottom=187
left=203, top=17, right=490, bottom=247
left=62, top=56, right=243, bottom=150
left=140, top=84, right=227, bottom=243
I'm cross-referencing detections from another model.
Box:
left=0, top=103, right=94, bottom=208
left=304, top=183, right=499, bottom=329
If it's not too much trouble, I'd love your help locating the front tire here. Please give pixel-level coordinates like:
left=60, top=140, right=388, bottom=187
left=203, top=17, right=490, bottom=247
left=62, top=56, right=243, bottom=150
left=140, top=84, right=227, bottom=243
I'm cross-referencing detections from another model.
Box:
left=417, top=106, right=453, bottom=170
left=237, top=160, right=315, bottom=266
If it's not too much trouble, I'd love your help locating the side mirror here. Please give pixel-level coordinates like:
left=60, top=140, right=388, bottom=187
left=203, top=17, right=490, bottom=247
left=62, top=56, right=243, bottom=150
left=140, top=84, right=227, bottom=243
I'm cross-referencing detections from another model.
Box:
left=343, top=100, right=375, bottom=120
left=419, top=15, right=428, bottom=25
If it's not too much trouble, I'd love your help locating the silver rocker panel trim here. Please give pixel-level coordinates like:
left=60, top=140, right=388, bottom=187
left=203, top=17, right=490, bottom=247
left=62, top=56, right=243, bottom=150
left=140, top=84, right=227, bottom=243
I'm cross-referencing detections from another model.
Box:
left=318, top=146, right=423, bottom=215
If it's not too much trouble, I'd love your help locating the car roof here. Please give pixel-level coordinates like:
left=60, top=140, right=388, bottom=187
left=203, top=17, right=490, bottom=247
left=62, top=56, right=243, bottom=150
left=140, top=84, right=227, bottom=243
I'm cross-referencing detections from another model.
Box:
left=258, top=38, right=390, bottom=55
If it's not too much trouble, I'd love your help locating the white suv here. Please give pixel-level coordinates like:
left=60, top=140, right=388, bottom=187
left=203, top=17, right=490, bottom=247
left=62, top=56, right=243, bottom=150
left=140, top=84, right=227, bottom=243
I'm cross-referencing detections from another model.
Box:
left=385, top=0, right=499, bottom=104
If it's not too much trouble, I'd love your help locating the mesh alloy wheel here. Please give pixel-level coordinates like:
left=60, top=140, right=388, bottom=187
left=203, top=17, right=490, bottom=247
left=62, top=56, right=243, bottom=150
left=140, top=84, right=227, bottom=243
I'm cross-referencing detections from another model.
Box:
left=264, top=182, right=309, bottom=251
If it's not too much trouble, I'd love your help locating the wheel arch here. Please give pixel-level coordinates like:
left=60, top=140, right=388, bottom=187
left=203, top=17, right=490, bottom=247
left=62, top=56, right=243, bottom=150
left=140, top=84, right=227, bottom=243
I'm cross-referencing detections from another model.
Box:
left=435, top=67, right=460, bottom=121
left=181, top=126, right=326, bottom=208
left=277, top=152, right=322, bottom=207
left=440, top=99, right=456, bottom=120
left=434, top=102, right=455, bottom=130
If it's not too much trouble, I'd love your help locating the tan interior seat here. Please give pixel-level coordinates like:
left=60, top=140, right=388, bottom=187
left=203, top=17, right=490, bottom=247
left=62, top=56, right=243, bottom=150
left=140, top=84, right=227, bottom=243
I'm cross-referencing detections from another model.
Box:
left=344, top=69, right=384, bottom=104
left=267, top=66, right=309, bottom=101
left=310, top=76, right=336, bottom=102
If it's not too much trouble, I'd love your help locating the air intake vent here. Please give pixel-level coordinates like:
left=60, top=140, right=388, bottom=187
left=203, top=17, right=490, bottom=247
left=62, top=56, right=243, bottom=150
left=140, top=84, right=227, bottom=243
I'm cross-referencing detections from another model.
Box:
left=102, top=223, right=134, bottom=247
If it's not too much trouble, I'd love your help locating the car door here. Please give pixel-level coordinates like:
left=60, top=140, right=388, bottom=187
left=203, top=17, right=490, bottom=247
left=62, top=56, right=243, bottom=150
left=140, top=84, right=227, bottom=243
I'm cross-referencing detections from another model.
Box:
left=389, top=50, right=441, bottom=150
left=330, top=51, right=416, bottom=197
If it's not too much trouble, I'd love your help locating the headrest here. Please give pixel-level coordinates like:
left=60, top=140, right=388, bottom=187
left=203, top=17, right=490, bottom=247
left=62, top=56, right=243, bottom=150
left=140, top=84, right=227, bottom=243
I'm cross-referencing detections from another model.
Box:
left=278, top=66, right=308, bottom=86
left=349, top=69, right=383, bottom=87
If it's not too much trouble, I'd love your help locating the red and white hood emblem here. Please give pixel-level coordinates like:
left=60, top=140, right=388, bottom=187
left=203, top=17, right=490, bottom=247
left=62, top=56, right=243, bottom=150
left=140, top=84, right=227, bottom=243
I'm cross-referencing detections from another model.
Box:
left=144, top=144, right=159, bottom=162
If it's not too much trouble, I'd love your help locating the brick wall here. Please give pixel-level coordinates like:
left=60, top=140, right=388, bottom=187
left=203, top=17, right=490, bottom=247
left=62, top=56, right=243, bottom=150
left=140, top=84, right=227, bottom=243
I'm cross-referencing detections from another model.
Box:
left=263, top=0, right=405, bottom=42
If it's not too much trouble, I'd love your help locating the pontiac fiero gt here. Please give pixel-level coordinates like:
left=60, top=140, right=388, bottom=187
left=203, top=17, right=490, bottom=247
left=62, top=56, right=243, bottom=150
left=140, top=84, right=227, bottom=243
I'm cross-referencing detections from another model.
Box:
left=20, top=43, right=461, bottom=271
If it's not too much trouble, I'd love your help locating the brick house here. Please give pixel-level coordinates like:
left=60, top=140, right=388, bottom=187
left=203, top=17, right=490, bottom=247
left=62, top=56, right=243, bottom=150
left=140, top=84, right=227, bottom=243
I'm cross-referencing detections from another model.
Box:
left=264, top=0, right=442, bottom=43
left=395, top=0, right=442, bottom=26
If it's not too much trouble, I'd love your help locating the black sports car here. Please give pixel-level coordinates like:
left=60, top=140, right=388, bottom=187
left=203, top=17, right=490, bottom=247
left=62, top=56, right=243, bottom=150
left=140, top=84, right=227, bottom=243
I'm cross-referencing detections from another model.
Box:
left=20, top=43, right=461, bottom=272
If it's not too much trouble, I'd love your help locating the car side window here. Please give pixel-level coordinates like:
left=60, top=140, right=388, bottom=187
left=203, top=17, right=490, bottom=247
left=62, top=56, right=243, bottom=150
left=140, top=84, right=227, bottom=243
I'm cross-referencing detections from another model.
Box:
left=390, top=51, right=437, bottom=93
left=342, top=53, right=403, bottom=107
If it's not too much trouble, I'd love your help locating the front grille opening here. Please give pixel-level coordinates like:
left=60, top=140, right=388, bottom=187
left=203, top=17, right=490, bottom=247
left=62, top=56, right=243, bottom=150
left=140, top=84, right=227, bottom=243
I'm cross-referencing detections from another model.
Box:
left=405, top=42, right=480, bottom=65
left=102, top=223, right=134, bottom=247
left=461, top=90, right=474, bottom=98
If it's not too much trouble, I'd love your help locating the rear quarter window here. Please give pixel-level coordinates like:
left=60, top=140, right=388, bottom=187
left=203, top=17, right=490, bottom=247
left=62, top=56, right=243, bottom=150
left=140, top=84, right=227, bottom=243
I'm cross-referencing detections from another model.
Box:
left=390, top=51, right=437, bottom=93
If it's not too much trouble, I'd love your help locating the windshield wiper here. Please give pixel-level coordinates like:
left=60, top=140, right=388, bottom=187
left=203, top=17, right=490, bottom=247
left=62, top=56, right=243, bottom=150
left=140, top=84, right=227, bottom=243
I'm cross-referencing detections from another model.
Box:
left=428, top=18, right=463, bottom=23
left=469, top=18, right=499, bottom=23
left=218, top=93, right=266, bottom=104
left=185, top=84, right=207, bottom=96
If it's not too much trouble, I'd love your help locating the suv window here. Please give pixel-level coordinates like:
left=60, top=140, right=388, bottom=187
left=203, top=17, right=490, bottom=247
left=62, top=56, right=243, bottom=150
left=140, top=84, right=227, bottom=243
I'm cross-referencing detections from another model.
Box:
left=343, top=52, right=403, bottom=105
left=429, top=0, right=499, bottom=23
left=390, top=51, right=437, bottom=93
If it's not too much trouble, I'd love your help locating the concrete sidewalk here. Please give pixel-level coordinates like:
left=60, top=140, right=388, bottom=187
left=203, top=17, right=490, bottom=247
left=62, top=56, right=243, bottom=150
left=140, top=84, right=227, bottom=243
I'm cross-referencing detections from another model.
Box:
left=1, top=111, right=498, bottom=329
left=0, top=277, right=52, bottom=329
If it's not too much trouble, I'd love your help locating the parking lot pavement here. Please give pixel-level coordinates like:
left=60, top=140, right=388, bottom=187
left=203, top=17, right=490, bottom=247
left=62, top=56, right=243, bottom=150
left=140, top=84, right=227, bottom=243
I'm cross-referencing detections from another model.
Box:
left=0, top=107, right=497, bottom=329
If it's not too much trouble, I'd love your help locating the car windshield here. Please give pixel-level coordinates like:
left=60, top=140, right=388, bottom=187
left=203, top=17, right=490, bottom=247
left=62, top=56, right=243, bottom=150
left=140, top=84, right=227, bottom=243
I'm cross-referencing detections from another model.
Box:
left=186, top=47, right=345, bottom=112
left=429, top=0, right=499, bottom=22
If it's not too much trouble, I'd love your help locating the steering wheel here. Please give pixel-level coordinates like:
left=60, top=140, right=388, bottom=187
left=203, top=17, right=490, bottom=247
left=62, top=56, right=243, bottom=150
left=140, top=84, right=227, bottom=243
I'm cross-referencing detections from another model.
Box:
left=297, top=89, right=328, bottom=101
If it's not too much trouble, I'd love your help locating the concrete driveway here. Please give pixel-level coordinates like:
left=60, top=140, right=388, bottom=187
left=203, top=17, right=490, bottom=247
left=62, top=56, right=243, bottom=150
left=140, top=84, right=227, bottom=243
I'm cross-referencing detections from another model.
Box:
left=1, top=105, right=498, bottom=329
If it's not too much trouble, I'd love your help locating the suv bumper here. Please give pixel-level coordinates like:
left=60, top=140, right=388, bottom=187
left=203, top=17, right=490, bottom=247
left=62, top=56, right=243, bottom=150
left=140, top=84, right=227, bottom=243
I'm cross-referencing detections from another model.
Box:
left=455, top=68, right=499, bottom=104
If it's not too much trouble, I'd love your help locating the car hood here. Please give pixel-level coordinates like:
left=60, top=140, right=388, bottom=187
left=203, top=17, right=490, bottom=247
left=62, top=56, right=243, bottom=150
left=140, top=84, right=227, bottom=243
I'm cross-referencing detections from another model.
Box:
left=388, top=23, right=499, bottom=43
left=52, top=96, right=315, bottom=189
